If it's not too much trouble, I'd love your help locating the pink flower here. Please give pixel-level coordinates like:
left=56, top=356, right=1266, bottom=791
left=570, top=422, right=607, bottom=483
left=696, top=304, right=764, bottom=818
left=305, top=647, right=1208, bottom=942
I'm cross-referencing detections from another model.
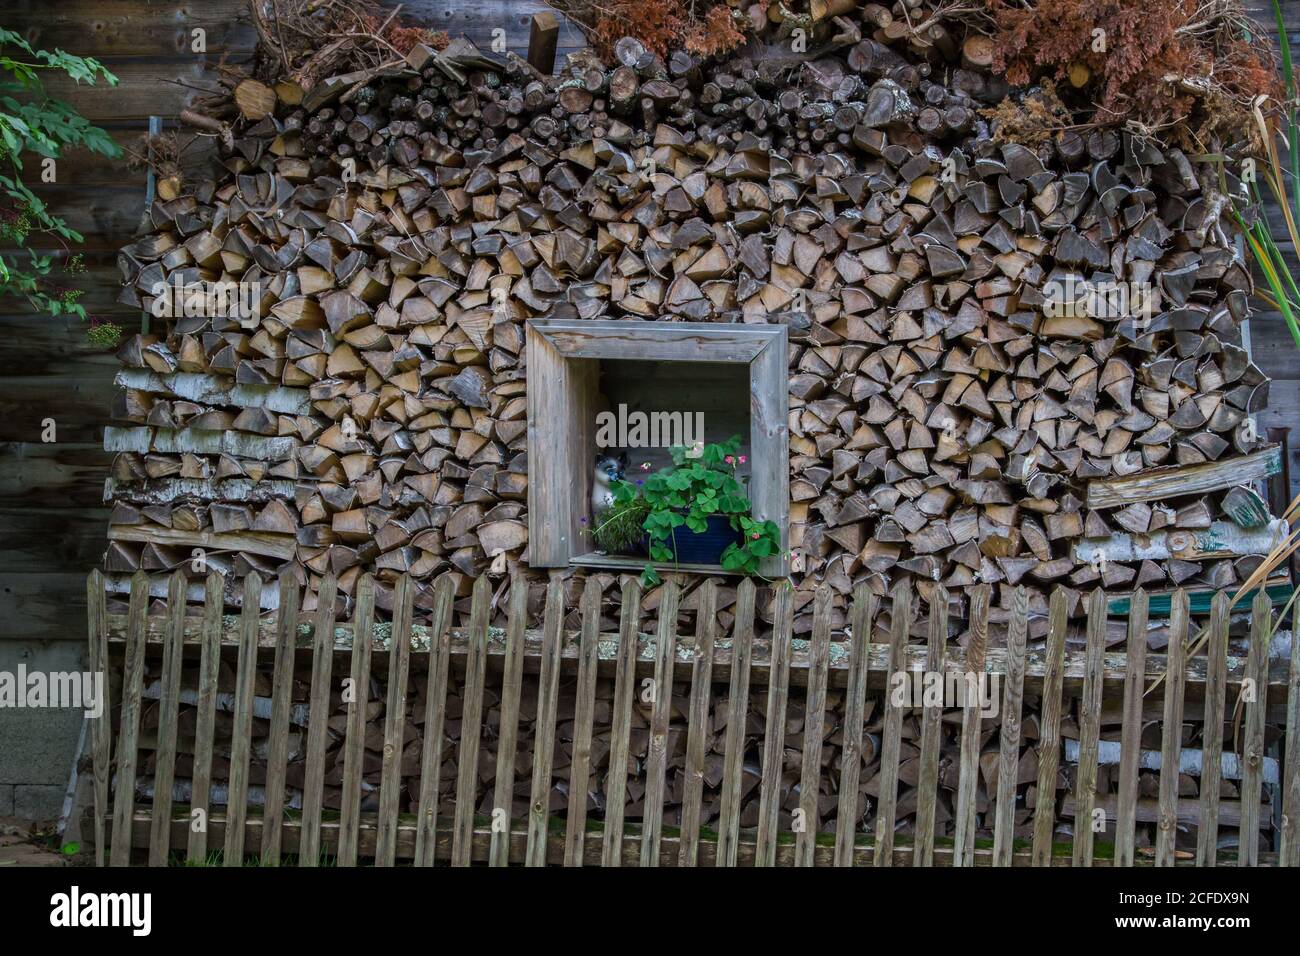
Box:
left=738, top=455, right=747, bottom=464
left=724, top=455, right=734, bottom=465
left=751, top=532, right=760, bottom=540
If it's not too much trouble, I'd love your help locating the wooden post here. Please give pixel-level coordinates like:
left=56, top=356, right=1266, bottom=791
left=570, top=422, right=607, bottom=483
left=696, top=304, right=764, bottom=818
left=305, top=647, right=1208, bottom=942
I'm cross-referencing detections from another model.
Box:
left=146, top=571, right=186, bottom=865
left=1196, top=592, right=1229, bottom=866
left=527, top=11, right=559, bottom=75
left=1238, top=590, right=1272, bottom=866
left=260, top=569, right=300, bottom=865
left=1155, top=591, right=1189, bottom=867
left=452, top=576, right=491, bottom=866
left=526, top=577, right=566, bottom=866
left=794, top=587, right=831, bottom=867
left=640, top=579, right=679, bottom=866
left=298, top=572, right=337, bottom=867
left=834, top=586, right=874, bottom=867
left=755, top=583, right=793, bottom=867
left=564, top=578, right=602, bottom=866
left=1031, top=588, right=1068, bottom=866
left=953, top=584, right=990, bottom=867
left=602, top=577, right=641, bottom=867
left=413, top=578, right=454, bottom=867
left=185, top=573, right=223, bottom=863
left=874, top=580, right=911, bottom=867
left=223, top=573, right=262, bottom=866
left=109, top=573, right=148, bottom=867
left=717, top=579, right=755, bottom=867
left=85, top=571, right=110, bottom=868
left=678, top=580, right=716, bottom=867
left=375, top=574, right=414, bottom=866
left=337, top=575, right=375, bottom=867
left=1071, top=589, right=1106, bottom=867
left=490, top=574, right=529, bottom=867
left=1281, top=599, right=1300, bottom=866
left=991, top=586, right=1027, bottom=867
left=1114, top=589, right=1149, bottom=867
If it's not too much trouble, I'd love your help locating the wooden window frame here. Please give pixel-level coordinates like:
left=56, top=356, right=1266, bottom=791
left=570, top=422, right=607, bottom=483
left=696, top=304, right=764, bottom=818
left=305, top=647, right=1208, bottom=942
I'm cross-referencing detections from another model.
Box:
left=526, top=318, right=789, bottom=577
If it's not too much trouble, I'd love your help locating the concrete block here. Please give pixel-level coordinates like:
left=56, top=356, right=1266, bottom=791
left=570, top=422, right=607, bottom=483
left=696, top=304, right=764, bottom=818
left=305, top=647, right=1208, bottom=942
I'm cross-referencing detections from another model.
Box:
left=0, top=641, right=88, bottom=791
left=14, top=785, right=65, bottom=821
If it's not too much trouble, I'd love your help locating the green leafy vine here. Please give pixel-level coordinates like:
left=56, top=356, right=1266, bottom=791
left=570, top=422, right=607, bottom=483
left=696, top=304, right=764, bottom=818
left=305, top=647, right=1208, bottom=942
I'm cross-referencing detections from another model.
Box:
left=0, top=28, right=121, bottom=342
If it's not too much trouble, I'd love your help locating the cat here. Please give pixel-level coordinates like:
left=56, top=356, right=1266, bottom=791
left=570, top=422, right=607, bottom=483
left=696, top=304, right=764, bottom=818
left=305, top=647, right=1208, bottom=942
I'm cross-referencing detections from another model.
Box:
left=591, top=451, right=628, bottom=520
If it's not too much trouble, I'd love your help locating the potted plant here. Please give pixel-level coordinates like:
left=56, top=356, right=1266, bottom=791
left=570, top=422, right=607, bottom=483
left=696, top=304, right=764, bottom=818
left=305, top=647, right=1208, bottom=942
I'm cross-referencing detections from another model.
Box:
left=604, top=436, right=780, bottom=586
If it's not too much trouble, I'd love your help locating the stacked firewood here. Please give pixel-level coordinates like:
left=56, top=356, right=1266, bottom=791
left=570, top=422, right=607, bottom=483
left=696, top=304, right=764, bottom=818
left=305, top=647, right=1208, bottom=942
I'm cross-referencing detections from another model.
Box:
left=106, top=1, right=1270, bottom=632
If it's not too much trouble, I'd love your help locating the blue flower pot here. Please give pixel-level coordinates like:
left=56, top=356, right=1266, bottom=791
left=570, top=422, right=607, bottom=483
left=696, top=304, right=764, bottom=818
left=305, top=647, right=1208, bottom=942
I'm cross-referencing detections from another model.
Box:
left=645, top=514, right=743, bottom=565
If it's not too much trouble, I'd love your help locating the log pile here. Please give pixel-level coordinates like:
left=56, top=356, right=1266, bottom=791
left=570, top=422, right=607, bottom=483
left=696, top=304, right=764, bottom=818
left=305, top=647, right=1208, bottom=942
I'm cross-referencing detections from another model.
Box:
left=106, top=1, right=1277, bottom=638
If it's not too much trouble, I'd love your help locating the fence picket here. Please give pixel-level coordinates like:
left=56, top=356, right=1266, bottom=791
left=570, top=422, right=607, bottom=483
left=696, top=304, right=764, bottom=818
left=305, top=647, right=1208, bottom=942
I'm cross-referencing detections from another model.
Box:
left=874, top=580, right=911, bottom=867
left=835, top=586, right=875, bottom=868
left=186, top=572, right=224, bottom=863
left=1155, top=590, right=1189, bottom=868
left=223, top=573, right=262, bottom=866
left=452, top=575, right=492, bottom=867
left=1196, top=592, right=1229, bottom=867
left=86, top=571, right=110, bottom=868
left=641, top=579, right=680, bottom=867
left=413, top=577, right=454, bottom=867
left=338, top=574, right=375, bottom=867
left=490, top=573, right=529, bottom=867
left=914, top=585, right=949, bottom=867
left=526, top=577, right=566, bottom=867
left=954, top=584, right=990, bottom=867
left=260, top=569, right=300, bottom=865
left=1114, top=589, right=1149, bottom=867
left=147, top=571, right=187, bottom=865
left=1238, top=590, right=1272, bottom=867
left=299, top=571, right=338, bottom=867
left=603, top=577, right=642, bottom=867
left=1071, top=589, right=1106, bottom=867
left=109, top=572, right=149, bottom=867
left=564, top=578, right=602, bottom=866
left=1031, top=588, right=1069, bottom=867
left=795, top=587, right=832, bottom=868
left=1283, top=600, right=1300, bottom=867
left=679, top=580, right=717, bottom=868
left=717, top=578, right=755, bottom=867
left=992, top=586, right=1027, bottom=867
left=756, top=583, right=794, bottom=867
left=376, top=574, right=414, bottom=867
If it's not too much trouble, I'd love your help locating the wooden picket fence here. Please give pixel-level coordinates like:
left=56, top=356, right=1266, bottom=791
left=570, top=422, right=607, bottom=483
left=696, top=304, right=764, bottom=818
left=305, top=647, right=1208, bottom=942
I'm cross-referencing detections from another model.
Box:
left=85, top=567, right=1300, bottom=867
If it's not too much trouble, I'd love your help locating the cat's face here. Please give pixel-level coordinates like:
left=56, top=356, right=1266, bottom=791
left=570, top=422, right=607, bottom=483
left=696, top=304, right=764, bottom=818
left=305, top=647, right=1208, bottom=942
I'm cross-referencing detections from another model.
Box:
left=594, top=452, right=627, bottom=481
